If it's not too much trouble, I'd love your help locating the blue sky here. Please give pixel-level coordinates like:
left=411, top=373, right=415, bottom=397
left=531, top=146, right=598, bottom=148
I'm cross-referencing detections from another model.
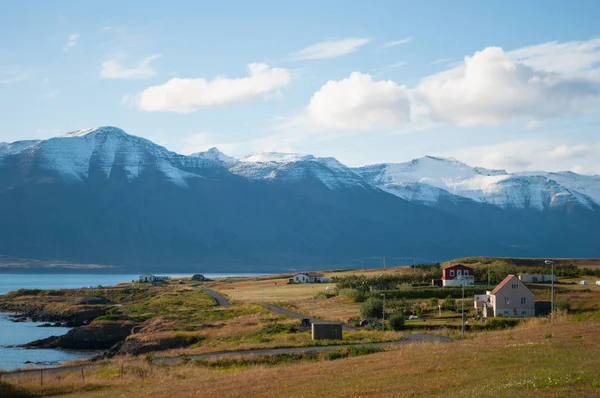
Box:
left=1, top=0, right=600, bottom=173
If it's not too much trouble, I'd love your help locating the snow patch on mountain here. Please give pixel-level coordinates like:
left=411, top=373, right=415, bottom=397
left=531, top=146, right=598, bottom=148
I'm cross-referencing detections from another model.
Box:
left=233, top=152, right=369, bottom=189
left=355, top=156, right=597, bottom=210
left=190, top=147, right=235, bottom=163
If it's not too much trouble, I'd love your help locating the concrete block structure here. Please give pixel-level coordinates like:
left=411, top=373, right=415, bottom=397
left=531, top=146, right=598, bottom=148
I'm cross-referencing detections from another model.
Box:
left=311, top=322, right=342, bottom=340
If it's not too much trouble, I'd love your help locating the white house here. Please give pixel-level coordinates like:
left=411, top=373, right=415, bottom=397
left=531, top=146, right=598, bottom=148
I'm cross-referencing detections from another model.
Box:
left=596, top=281, right=600, bottom=286
left=580, top=280, right=588, bottom=285
left=290, top=272, right=330, bottom=284
left=139, top=274, right=169, bottom=283
left=474, top=275, right=535, bottom=318
left=519, top=274, right=556, bottom=283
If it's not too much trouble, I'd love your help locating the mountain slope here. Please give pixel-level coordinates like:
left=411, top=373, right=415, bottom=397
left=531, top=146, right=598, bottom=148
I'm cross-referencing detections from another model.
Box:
left=0, top=127, right=598, bottom=271
left=355, top=156, right=599, bottom=210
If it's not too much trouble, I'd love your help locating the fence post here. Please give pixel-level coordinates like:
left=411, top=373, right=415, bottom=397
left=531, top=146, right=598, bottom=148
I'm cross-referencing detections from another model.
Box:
left=121, top=363, right=124, bottom=379
left=81, top=367, right=85, bottom=381
left=40, top=369, right=43, bottom=386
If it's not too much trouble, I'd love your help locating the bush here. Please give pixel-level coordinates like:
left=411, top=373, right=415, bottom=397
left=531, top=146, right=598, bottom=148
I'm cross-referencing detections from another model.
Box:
left=360, top=297, right=384, bottom=319
left=429, top=297, right=439, bottom=307
left=471, top=318, right=520, bottom=331
left=259, top=323, right=296, bottom=335
left=0, top=381, right=31, bottom=398
left=554, top=297, right=571, bottom=312
left=444, top=295, right=456, bottom=311
left=316, top=292, right=334, bottom=300
left=388, top=313, right=405, bottom=330
left=339, top=288, right=367, bottom=303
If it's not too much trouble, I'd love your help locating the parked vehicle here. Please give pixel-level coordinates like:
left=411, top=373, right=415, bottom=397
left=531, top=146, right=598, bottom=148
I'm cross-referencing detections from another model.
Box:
left=359, top=318, right=374, bottom=327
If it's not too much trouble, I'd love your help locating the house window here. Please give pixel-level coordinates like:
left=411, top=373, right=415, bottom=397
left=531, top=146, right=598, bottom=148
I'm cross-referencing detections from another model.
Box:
left=457, top=270, right=462, bottom=277
left=464, top=270, right=469, bottom=276
left=504, top=297, right=509, bottom=304
left=521, top=311, right=527, bottom=316
left=512, top=284, right=519, bottom=289
left=520, top=297, right=526, bottom=304
left=450, top=270, right=455, bottom=277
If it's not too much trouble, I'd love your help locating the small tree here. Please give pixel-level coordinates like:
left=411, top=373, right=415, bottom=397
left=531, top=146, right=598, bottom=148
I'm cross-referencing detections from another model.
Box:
left=444, top=295, right=456, bottom=311
left=388, top=313, right=405, bottom=331
left=429, top=297, right=439, bottom=307
left=360, top=297, right=384, bottom=319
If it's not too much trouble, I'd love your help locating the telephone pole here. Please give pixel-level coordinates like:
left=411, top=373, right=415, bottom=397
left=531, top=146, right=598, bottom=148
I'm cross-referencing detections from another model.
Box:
left=383, top=256, right=386, bottom=269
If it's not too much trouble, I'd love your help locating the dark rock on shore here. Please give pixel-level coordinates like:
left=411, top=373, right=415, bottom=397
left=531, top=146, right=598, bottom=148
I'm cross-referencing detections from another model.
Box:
left=0, top=303, right=107, bottom=326
left=37, top=322, right=64, bottom=327
left=24, top=321, right=135, bottom=350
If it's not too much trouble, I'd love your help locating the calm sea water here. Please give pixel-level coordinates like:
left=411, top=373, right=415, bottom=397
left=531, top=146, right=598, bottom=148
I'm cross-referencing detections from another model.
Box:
left=0, top=273, right=265, bottom=370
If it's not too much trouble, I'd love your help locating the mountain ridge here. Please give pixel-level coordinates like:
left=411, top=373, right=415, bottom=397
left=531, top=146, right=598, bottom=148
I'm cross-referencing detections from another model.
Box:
left=0, top=126, right=598, bottom=271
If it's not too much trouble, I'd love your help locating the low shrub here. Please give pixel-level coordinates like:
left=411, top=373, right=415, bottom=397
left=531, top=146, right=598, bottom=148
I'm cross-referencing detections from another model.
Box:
left=360, top=297, right=384, bottom=319
left=0, top=381, right=32, bottom=398
left=339, top=288, right=366, bottom=303
left=388, top=313, right=405, bottom=331
left=260, top=323, right=296, bottom=335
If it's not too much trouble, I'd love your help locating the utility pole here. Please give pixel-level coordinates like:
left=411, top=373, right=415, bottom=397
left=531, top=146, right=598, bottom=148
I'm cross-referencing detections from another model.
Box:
left=381, top=293, right=386, bottom=332
left=545, top=260, right=555, bottom=322
left=383, top=256, right=386, bottom=269
left=261, top=287, right=264, bottom=304
left=413, top=256, right=416, bottom=268
left=312, top=286, right=315, bottom=315
left=461, top=277, right=465, bottom=338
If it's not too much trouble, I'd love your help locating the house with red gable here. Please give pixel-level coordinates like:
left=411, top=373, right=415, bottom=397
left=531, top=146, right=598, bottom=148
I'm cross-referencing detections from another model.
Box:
left=442, top=264, right=474, bottom=286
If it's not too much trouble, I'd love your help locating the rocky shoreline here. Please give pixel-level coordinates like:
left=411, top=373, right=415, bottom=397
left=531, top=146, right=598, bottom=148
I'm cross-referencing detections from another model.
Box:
left=1, top=303, right=195, bottom=360
left=0, top=303, right=107, bottom=328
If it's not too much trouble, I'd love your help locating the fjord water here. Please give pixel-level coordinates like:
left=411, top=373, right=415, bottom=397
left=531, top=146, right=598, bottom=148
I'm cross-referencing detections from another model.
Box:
left=0, top=273, right=265, bottom=370
left=0, top=313, right=92, bottom=370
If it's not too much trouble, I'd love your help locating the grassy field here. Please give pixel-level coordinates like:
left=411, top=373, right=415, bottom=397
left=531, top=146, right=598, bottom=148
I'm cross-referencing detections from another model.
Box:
left=210, top=267, right=415, bottom=304
left=5, top=314, right=600, bottom=397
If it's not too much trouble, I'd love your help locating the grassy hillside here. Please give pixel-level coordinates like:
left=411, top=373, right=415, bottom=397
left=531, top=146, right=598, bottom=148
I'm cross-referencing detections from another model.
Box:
left=4, top=313, right=600, bottom=397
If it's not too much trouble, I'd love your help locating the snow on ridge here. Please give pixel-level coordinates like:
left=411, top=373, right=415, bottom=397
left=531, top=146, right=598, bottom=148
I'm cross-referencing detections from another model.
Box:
left=190, top=147, right=236, bottom=163
left=241, top=152, right=314, bottom=163
left=355, top=156, right=598, bottom=210
left=62, top=126, right=128, bottom=138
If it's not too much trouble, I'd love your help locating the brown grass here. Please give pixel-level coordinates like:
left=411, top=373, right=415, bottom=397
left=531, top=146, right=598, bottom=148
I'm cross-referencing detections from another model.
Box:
left=5, top=314, right=600, bottom=397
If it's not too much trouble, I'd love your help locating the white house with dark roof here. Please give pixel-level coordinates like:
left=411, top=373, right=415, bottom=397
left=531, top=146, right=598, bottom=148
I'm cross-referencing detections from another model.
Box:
left=290, top=272, right=330, bottom=284
left=474, top=274, right=535, bottom=318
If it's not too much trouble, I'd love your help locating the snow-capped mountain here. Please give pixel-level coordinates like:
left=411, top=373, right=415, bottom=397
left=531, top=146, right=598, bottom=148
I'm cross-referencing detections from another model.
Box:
left=1, top=128, right=598, bottom=211
left=355, top=156, right=600, bottom=210
left=229, top=152, right=370, bottom=189
left=0, top=126, right=598, bottom=271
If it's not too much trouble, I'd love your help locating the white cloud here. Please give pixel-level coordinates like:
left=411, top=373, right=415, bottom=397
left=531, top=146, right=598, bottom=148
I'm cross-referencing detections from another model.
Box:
left=510, top=38, right=600, bottom=74
left=380, top=37, right=412, bottom=49
left=43, top=90, right=60, bottom=100
left=290, top=38, right=371, bottom=60
left=64, top=33, right=79, bottom=51
left=100, top=54, right=161, bottom=80
left=449, top=140, right=600, bottom=174
left=374, top=61, right=407, bottom=76
left=429, top=58, right=450, bottom=66
left=304, top=72, right=410, bottom=130
left=0, top=67, right=28, bottom=84
left=289, top=38, right=600, bottom=134
left=135, top=63, right=290, bottom=113
left=548, top=144, right=591, bottom=160
left=416, top=46, right=600, bottom=126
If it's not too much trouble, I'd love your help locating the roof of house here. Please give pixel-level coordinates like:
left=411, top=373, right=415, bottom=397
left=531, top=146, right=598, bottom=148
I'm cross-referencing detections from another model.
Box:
left=490, top=275, right=515, bottom=295
left=294, top=272, right=325, bottom=277
left=490, top=274, right=535, bottom=296
left=442, top=263, right=473, bottom=270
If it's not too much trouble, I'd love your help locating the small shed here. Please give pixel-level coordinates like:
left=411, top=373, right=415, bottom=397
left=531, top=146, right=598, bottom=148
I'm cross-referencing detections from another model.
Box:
left=311, top=322, right=343, bottom=340
left=596, top=281, right=600, bottom=286
left=580, top=280, right=588, bottom=285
